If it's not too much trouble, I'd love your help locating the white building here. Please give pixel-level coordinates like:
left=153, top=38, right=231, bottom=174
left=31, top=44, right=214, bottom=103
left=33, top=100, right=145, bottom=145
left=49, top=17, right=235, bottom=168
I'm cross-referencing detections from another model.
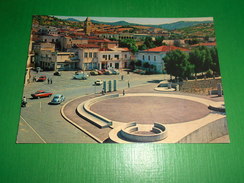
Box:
left=97, top=48, right=131, bottom=70
left=77, top=46, right=132, bottom=70
left=137, top=45, right=190, bottom=73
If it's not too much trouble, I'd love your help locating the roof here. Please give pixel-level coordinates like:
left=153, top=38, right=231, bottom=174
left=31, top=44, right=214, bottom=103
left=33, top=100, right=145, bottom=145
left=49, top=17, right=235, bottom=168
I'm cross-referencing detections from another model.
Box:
left=143, top=45, right=190, bottom=52
left=75, top=44, right=100, bottom=48
left=88, top=39, right=118, bottom=43
left=191, top=42, right=216, bottom=47
left=109, top=47, right=130, bottom=52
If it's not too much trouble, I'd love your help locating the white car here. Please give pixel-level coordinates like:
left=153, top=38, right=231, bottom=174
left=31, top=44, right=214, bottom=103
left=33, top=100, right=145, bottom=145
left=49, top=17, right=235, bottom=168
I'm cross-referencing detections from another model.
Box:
left=94, top=80, right=103, bottom=85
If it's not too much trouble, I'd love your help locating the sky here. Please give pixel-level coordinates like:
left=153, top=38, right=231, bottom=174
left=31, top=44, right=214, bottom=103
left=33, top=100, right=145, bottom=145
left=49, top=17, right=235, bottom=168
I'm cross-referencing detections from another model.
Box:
left=54, top=16, right=213, bottom=25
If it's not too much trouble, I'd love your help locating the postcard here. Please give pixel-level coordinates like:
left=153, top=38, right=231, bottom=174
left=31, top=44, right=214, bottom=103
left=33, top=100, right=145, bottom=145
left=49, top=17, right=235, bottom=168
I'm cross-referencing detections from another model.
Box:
left=16, top=15, right=229, bottom=143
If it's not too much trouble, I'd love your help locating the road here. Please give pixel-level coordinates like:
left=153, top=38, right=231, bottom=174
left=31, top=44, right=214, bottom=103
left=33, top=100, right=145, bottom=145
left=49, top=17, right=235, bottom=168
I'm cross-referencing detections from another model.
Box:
left=16, top=70, right=169, bottom=143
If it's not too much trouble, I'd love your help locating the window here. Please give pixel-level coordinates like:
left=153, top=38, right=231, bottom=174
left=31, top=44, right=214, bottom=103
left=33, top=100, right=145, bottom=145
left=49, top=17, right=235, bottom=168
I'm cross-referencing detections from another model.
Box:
left=89, top=52, right=92, bottom=58
left=115, top=55, right=119, bottom=59
left=103, top=55, right=107, bottom=60
left=110, top=63, right=112, bottom=67
left=148, top=56, right=150, bottom=61
left=154, top=56, right=156, bottom=61
left=143, top=55, right=145, bottom=60
left=84, top=52, right=88, bottom=58
left=94, top=52, right=97, bottom=58
left=125, top=54, right=127, bottom=58
left=108, top=55, right=111, bottom=60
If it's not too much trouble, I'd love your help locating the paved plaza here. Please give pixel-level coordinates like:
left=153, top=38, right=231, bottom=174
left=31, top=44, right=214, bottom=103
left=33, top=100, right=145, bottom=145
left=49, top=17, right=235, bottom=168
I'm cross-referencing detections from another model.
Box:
left=17, top=70, right=170, bottom=143
left=17, top=70, right=229, bottom=143
left=91, top=96, right=210, bottom=124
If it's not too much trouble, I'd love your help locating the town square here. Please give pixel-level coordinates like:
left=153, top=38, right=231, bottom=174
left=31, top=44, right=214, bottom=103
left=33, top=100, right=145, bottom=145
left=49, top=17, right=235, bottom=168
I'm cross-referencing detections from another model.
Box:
left=16, top=16, right=229, bottom=143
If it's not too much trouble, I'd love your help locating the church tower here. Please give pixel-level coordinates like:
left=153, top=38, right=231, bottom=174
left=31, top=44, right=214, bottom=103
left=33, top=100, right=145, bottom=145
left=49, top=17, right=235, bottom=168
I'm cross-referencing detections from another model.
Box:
left=84, top=17, right=92, bottom=36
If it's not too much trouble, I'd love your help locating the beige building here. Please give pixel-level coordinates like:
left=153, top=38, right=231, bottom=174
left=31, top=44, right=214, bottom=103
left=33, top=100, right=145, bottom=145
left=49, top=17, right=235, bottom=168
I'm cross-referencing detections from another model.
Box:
left=163, top=39, right=186, bottom=46
left=77, top=45, right=100, bottom=70
left=38, top=51, right=79, bottom=71
left=32, top=42, right=55, bottom=53
left=88, top=39, right=118, bottom=49
left=60, top=36, right=88, bottom=51
left=40, top=35, right=60, bottom=43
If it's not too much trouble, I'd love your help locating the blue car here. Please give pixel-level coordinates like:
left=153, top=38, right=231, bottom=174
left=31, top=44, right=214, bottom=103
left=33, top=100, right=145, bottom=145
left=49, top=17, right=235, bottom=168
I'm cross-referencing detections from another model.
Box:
left=49, top=94, right=65, bottom=104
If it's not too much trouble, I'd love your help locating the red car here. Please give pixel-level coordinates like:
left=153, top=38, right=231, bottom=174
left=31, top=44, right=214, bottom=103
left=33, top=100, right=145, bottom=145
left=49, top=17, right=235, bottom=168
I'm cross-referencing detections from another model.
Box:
left=97, top=70, right=104, bottom=75
left=31, top=90, right=53, bottom=99
left=37, top=75, right=47, bottom=82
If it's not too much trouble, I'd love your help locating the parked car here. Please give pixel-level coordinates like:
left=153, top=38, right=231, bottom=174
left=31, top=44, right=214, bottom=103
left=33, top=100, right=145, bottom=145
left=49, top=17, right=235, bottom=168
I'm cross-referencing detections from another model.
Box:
left=75, top=70, right=82, bottom=74
left=37, top=75, right=47, bottom=82
left=31, top=90, right=53, bottom=99
left=111, top=69, right=120, bottom=75
left=133, top=69, right=146, bottom=75
left=90, top=71, right=98, bottom=75
left=97, top=70, right=104, bottom=75
left=53, top=71, right=61, bottom=76
left=73, top=73, right=89, bottom=80
left=104, top=70, right=112, bottom=75
left=49, top=94, right=65, bottom=104
left=35, top=67, right=43, bottom=72
left=94, top=79, right=103, bottom=85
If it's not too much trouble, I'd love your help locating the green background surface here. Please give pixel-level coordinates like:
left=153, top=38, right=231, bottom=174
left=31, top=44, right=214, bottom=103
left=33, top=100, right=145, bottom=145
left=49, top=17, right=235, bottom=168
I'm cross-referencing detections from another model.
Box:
left=0, top=0, right=243, bottom=182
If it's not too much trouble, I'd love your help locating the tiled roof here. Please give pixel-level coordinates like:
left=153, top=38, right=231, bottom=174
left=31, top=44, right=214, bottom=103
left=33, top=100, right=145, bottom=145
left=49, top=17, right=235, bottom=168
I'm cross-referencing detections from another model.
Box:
left=75, top=44, right=100, bottom=48
left=88, top=39, right=118, bottom=43
left=191, top=42, right=216, bottom=47
left=143, top=45, right=190, bottom=52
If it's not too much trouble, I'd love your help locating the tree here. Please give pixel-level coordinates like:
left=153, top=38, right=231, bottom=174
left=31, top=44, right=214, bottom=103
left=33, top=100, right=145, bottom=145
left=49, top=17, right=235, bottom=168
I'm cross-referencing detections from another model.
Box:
left=135, top=60, right=142, bottom=67
left=129, top=60, right=136, bottom=70
left=144, top=37, right=155, bottom=49
left=164, top=50, right=194, bottom=80
left=154, top=36, right=164, bottom=47
left=202, top=48, right=213, bottom=72
left=210, top=47, right=220, bottom=75
left=173, top=40, right=181, bottom=47
left=138, top=44, right=147, bottom=50
left=189, top=49, right=204, bottom=75
left=189, top=46, right=213, bottom=76
left=143, top=62, right=150, bottom=71
left=119, top=39, right=138, bottom=53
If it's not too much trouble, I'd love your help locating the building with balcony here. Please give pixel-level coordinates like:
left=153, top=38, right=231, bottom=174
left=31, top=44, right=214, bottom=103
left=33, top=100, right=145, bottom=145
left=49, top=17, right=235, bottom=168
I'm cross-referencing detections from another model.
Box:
left=37, top=51, right=79, bottom=71
left=77, top=46, right=132, bottom=70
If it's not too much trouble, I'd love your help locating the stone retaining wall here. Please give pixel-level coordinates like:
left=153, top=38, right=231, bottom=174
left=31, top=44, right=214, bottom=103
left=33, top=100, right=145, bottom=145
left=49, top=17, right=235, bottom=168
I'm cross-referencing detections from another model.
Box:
left=180, top=79, right=221, bottom=95
left=178, top=117, right=228, bottom=143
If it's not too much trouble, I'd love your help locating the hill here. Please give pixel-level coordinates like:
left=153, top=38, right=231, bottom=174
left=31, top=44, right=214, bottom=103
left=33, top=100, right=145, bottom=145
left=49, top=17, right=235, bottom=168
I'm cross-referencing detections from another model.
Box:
left=171, top=23, right=215, bottom=38
left=32, top=15, right=83, bottom=28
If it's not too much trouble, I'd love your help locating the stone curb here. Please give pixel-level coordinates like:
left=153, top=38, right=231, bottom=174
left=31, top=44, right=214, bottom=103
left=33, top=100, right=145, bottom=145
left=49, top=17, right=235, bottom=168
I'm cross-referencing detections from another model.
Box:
left=60, top=94, right=103, bottom=143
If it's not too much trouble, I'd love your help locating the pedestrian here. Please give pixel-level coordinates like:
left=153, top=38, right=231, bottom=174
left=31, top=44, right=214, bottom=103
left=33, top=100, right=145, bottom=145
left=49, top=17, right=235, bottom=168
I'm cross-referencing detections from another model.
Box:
left=102, top=88, right=105, bottom=95
left=121, top=75, right=124, bottom=80
left=128, top=81, right=130, bottom=88
left=22, top=96, right=27, bottom=107
left=50, top=78, right=53, bottom=84
left=127, top=71, right=129, bottom=74
left=123, top=89, right=125, bottom=96
left=48, top=78, right=50, bottom=84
